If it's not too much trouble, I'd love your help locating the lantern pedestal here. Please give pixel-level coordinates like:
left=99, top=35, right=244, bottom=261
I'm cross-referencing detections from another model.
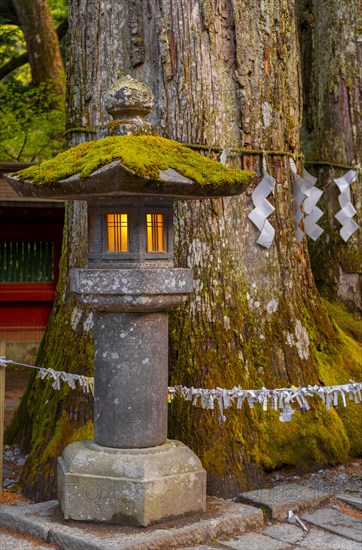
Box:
left=58, top=440, right=206, bottom=526
left=58, top=266, right=206, bottom=525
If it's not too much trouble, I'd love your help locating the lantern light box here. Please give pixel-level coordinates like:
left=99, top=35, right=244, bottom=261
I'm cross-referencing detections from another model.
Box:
left=87, top=197, right=173, bottom=268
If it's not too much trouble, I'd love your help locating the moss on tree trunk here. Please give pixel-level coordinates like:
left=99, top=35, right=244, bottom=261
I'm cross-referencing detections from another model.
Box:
left=7, top=0, right=362, bottom=501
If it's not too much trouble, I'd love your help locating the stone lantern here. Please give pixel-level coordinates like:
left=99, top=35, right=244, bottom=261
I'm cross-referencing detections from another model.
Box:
left=5, top=76, right=256, bottom=526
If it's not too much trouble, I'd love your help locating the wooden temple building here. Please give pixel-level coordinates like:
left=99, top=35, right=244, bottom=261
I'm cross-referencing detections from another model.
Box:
left=0, top=162, right=64, bottom=343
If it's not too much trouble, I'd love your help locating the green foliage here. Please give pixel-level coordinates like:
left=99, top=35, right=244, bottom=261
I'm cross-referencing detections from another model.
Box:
left=16, top=134, right=255, bottom=186
left=48, top=0, right=69, bottom=25
left=0, top=79, right=65, bottom=162
left=0, top=2, right=67, bottom=162
left=0, top=23, right=26, bottom=68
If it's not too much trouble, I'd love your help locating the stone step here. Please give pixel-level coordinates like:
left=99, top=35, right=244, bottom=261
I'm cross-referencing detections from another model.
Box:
left=336, top=493, right=362, bottom=511
left=301, top=508, right=362, bottom=543
left=238, top=483, right=331, bottom=520
left=0, top=498, right=264, bottom=550
left=0, top=531, right=58, bottom=550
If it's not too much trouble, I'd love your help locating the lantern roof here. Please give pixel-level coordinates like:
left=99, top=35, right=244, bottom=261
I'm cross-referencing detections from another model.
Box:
left=5, top=135, right=256, bottom=201
left=5, top=75, right=257, bottom=200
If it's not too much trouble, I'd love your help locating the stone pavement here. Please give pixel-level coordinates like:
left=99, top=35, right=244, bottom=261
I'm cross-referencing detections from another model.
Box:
left=0, top=528, right=59, bottom=549
left=1, top=484, right=361, bottom=549
left=185, top=508, right=362, bottom=549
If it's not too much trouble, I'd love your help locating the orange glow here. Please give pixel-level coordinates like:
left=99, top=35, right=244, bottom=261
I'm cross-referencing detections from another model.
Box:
left=147, top=214, right=165, bottom=252
left=107, top=214, right=128, bottom=252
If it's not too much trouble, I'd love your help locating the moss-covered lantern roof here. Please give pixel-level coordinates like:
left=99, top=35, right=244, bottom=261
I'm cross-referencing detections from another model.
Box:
left=5, top=135, right=256, bottom=201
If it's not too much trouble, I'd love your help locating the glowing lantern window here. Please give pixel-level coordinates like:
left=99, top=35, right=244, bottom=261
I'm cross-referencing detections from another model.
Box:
left=147, top=214, right=165, bottom=252
left=107, top=214, right=128, bottom=252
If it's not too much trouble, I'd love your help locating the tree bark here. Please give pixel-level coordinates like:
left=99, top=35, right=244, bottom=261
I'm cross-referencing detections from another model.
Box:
left=11, top=0, right=65, bottom=94
left=298, top=0, right=362, bottom=312
left=9, top=0, right=361, bottom=500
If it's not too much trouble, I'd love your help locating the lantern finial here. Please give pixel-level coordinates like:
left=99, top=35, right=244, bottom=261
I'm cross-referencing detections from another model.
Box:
left=104, top=75, right=156, bottom=136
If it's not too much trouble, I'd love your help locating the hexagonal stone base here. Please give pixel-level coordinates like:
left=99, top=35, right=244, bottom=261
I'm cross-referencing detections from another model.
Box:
left=58, top=440, right=206, bottom=526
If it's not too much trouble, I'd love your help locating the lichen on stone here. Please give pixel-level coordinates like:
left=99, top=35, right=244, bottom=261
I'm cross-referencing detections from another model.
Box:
left=15, top=135, right=255, bottom=187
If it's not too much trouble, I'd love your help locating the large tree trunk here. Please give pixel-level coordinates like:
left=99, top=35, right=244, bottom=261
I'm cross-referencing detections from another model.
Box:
left=298, top=0, right=361, bottom=312
left=9, top=0, right=361, bottom=500
left=11, top=0, right=65, bottom=94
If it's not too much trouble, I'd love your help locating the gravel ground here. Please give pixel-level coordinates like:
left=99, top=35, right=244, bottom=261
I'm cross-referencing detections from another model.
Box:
left=2, top=445, right=27, bottom=492
left=267, top=460, right=362, bottom=497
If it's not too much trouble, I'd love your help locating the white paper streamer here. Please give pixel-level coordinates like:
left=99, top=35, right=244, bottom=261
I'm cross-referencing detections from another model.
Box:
left=334, top=168, right=359, bottom=242
left=220, top=147, right=233, bottom=165
left=301, top=168, right=324, bottom=241
left=290, top=158, right=306, bottom=242
left=248, top=156, right=276, bottom=248
left=0, top=358, right=94, bottom=395
left=169, top=381, right=362, bottom=423
left=290, top=160, right=324, bottom=242
left=1, top=357, right=361, bottom=424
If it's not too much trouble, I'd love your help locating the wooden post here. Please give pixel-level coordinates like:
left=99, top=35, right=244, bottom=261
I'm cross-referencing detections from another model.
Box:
left=0, top=340, right=5, bottom=494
